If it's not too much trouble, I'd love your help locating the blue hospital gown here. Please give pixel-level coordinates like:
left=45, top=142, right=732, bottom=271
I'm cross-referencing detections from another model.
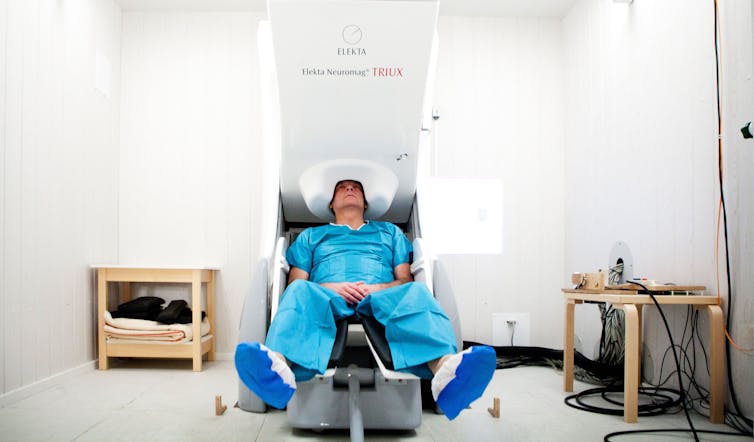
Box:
left=265, top=221, right=457, bottom=380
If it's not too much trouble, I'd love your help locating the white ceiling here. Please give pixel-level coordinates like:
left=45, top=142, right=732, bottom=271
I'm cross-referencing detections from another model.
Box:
left=116, top=0, right=578, bottom=17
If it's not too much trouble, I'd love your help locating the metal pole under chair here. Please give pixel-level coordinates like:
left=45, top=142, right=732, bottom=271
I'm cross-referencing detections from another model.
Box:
left=334, top=365, right=376, bottom=442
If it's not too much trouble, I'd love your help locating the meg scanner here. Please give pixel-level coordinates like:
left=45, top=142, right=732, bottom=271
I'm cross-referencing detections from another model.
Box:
left=236, top=1, right=462, bottom=440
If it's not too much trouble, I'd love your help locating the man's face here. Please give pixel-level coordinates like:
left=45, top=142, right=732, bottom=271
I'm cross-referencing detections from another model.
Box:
left=329, top=180, right=366, bottom=213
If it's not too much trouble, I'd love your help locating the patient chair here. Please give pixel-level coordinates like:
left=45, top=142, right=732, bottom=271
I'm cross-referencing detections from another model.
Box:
left=238, top=217, right=462, bottom=437
left=274, top=235, right=458, bottom=437
left=240, top=229, right=462, bottom=440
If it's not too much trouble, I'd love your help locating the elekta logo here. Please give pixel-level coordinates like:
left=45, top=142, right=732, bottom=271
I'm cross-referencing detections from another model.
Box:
left=337, top=47, right=367, bottom=56
left=339, top=24, right=366, bottom=55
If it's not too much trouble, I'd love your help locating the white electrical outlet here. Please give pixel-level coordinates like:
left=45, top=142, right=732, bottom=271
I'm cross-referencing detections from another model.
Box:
left=492, top=313, right=530, bottom=346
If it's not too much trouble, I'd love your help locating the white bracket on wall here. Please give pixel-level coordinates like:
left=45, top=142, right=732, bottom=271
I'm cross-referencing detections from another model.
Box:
left=609, top=241, right=634, bottom=284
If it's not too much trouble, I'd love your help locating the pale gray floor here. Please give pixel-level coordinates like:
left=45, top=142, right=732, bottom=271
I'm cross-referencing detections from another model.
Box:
left=0, top=359, right=746, bottom=441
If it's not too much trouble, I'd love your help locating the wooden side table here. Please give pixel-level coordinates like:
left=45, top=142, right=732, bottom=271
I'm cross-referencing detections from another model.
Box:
left=562, top=288, right=724, bottom=424
left=94, top=266, right=218, bottom=372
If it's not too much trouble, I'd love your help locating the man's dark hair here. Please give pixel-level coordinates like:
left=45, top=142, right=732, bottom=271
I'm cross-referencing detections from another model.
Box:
left=329, top=180, right=369, bottom=214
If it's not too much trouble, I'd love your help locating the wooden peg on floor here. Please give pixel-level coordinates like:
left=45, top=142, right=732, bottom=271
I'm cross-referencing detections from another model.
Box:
left=487, top=397, right=500, bottom=418
left=215, top=395, right=227, bottom=416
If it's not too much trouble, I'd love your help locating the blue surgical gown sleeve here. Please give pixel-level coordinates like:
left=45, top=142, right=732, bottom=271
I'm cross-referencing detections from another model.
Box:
left=286, top=229, right=313, bottom=273
left=389, top=222, right=412, bottom=267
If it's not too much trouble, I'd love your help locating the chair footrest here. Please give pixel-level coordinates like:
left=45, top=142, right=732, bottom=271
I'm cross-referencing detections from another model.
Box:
left=287, top=370, right=422, bottom=430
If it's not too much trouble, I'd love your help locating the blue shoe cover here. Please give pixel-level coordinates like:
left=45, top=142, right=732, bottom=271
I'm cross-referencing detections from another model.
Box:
left=433, top=346, right=496, bottom=420
left=235, top=342, right=295, bottom=409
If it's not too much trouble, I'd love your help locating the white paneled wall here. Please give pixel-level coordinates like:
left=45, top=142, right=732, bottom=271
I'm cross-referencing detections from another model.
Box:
left=563, top=0, right=717, bottom=278
left=564, top=0, right=752, bottom=415
left=0, top=0, right=121, bottom=395
left=432, top=16, right=566, bottom=347
left=119, top=11, right=265, bottom=356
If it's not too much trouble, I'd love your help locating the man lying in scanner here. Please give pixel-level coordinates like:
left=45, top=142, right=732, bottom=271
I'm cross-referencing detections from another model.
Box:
left=235, top=179, right=496, bottom=420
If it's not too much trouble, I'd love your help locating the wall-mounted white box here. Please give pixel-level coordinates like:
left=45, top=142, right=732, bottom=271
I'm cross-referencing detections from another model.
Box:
left=492, top=313, right=530, bottom=346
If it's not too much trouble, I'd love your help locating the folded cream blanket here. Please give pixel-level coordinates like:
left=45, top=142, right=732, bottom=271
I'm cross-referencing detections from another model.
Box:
left=104, top=311, right=210, bottom=343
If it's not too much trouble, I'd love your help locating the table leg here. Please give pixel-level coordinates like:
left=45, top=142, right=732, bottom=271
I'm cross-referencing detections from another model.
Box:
left=207, top=270, right=216, bottom=361
left=564, top=299, right=576, bottom=392
left=622, top=304, right=639, bottom=423
left=191, top=270, right=202, bottom=372
left=707, top=304, right=725, bottom=423
left=97, top=269, right=109, bottom=370
left=636, top=304, right=643, bottom=384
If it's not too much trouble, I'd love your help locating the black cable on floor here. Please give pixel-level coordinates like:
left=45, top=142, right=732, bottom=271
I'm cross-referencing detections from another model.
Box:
left=604, top=429, right=752, bottom=441
left=462, top=342, right=624, bottom=384
left=565, top=386, right=682, bottom=417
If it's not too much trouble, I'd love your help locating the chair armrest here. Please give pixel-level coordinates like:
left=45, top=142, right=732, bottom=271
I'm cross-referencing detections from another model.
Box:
left=410, top=237, right=433, bottom=294
left=270, top=236, right=289, bottom=321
